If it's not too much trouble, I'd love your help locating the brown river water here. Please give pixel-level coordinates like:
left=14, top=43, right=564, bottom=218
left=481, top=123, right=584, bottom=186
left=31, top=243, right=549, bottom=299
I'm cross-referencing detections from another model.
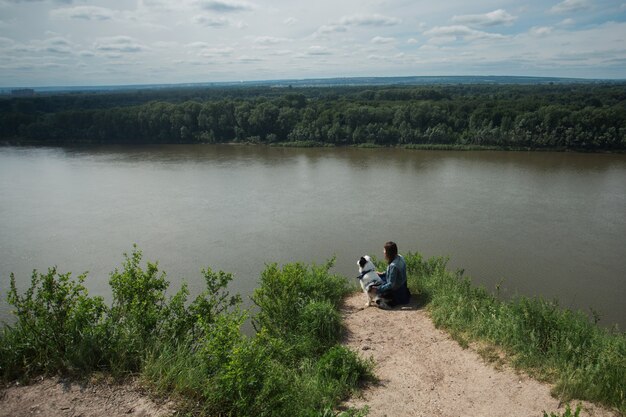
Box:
left=1, top=145, right=624, bottom=329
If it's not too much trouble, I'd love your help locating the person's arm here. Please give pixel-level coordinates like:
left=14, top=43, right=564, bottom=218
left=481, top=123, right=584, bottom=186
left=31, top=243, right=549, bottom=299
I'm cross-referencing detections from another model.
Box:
left=376, top=264, right=397, bottom=293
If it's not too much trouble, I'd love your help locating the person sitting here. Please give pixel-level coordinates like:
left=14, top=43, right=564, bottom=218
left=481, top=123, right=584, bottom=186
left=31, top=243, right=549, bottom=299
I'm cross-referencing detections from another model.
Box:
left=375, top=241, right=411, bottom=308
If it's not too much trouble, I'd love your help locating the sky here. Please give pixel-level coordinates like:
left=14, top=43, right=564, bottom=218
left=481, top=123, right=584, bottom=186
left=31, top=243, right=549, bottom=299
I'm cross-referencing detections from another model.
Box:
left=0, top=0, right=625, bottom=87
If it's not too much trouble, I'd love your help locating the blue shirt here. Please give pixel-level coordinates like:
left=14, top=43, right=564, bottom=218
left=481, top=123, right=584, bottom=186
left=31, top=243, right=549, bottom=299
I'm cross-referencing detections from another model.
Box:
left=377, top=255, right=407, bottom=294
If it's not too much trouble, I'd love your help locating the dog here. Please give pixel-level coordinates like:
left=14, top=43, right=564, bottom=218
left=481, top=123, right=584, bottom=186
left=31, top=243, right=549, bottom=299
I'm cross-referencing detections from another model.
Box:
left=357, top=255, right=390, bottom=308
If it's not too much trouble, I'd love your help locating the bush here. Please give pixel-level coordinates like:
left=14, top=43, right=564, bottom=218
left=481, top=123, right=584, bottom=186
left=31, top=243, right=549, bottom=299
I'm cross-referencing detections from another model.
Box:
left=1, top=268, right=107, bottom=379
left=404, top=252, right=626, bottom=412
left=1, top=247, right=372, bottom=416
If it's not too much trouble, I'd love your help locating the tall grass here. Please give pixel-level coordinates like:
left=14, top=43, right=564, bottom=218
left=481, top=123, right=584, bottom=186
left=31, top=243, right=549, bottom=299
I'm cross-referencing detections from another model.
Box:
left=403, top=252, right=626, bottom=413
left=0, top=247, right=372, bottom=416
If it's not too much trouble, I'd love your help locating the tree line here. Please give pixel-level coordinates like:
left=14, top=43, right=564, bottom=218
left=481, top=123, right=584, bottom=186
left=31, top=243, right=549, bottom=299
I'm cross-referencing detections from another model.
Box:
left=1, top=83, right=625, bottom=150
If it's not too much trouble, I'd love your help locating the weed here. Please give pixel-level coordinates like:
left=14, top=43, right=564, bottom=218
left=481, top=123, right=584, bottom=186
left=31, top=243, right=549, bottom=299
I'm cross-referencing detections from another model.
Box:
left=403, top=252, right=626, bottom=413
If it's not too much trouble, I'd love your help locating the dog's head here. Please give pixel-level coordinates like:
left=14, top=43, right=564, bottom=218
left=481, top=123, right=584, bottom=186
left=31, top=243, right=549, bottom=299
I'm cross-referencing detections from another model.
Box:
left=357, top=255, right=375, bottom=272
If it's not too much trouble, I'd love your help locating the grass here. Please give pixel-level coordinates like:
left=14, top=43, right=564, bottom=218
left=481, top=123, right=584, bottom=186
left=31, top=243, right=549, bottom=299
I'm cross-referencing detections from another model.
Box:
left=0, top=247, right=373, bottom=416
left=2, top=247, right=624, bottom=415
left=401, top=252, right=626, bottom=414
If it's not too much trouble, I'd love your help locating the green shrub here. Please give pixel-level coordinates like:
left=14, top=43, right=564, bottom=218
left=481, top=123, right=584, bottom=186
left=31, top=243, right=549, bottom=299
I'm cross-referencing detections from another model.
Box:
left=252, top=259, right=349, bottom=338
left=1, top=248, right=374, bottom=416
left=1, top=268, right=107, bottom=379
left=404, top=252, right=626, bottom=412
left=543, top=403, right=581, bottom=417
left=299, top=300, right=342, bottom=354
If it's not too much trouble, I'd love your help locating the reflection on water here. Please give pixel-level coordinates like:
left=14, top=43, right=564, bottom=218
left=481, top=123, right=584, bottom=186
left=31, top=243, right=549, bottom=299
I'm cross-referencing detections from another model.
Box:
left=1, top=145, right=625, bottom=329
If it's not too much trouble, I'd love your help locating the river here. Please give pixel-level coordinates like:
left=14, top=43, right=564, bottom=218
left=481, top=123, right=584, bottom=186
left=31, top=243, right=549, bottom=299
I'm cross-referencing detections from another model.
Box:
left=1, top=145, right=624, bottom=329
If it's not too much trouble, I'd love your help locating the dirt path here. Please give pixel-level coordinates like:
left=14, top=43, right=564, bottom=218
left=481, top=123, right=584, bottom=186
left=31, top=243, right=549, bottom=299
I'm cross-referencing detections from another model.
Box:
left=1, top=294, right=619, bottom=417
left=340, top=292, right=619, bottom=417
left=0, top=378, right=174, bottom=417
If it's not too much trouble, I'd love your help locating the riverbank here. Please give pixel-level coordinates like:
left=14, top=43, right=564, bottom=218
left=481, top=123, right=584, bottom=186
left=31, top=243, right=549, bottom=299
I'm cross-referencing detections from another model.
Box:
left=0, top=377, right=174, bottom=417
left=1, top=250, right=624, bottom=415
left=340, top=292, right=619, bottom=417
left=2, top=287, right=622, bottom=417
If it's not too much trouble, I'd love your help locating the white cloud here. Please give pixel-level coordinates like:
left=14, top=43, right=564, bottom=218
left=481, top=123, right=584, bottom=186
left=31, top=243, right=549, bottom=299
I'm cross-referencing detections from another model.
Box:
left=94, top=36, right=145, bottom=53
left=187, top=41, right=210, bottom=49
left=236, top=55, right=262, bottom=62
left=0, top=36, right=15, bottom=47
left=313, top=13, right=400, bottom=38
left=452, top=9, right=516, bottom=27
left=43, top=36, right=73, bottom=53
left=193, top=15, right=231, bottom=27
left=550, top=0, right=591, bottom=14
left=313, top=24, right=347, bottom=37
left=198, top=46, right=234, bottom=57
left=51, top=6, right=114, bottom=21
left=253, top=36, right=288, bottom=45
left=3, top=0, right=73, bottom=3
left=197, top=0, right=254, bottom=13
left=1, top=0, right=625, bottom=85
left=424, top=25, right=507, bottom=42
left=339, top=14, right=401, bottom=27
left=371, top=36, right=395, bottom=44
left=530, top=26, right=553, bottom=37
left=269, top=49, right=291, bottom=56
left=308, top=45, right=331, bottom=55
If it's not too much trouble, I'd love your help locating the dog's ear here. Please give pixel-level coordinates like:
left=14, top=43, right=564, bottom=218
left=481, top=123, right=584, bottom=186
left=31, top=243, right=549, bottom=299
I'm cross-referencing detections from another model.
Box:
left=359, top=257, right=366, bottom=268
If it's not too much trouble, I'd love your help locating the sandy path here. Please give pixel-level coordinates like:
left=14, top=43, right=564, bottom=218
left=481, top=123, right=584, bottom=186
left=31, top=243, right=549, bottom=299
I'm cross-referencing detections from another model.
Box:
left=0, top=378, right=174, bottom=417
left=1, top=294, right=619, bottom=417
left=340, top=292, right=618, bottom=417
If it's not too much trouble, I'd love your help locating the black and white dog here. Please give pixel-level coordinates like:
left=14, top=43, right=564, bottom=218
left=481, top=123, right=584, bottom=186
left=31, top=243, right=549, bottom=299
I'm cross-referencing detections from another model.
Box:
left=357, top=255, right=390, bottom=308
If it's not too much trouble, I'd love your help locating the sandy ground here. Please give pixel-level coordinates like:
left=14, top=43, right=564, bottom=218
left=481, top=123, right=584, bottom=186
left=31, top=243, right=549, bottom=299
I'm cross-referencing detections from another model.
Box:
left=0, top=377, right=174, bottom=417
left=1, top=293, right=620, bottom=417
left=340, top=292, right=620, bottom=417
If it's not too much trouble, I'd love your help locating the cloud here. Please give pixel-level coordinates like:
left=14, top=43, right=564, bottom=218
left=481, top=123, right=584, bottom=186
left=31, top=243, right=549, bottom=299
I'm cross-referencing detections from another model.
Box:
left=193, top=15, right=230, bottom=27
left=452, top=9, right=516, bottom=27
left=284, top=17, right=297, bottom=26
left=424, top=25, right=507, bottom=42
left=197, top=46, right=235, bottom=57
left=187, top=41, right=210, bottom=49
left=51, top=6, right=114, bottom=21
left=407, top=38, right=418, bottom=44
left=198, top=0, right=254, bottom=13
left=529, top=26, right=553, bottom=37
left=0, top=36, right=15, bottom=47
left=44, top=36, right=72, bottom=53
left=371, top=36, right=395, bottom=44
left=550, top=0, right=591, bottom=14
left=339, top=14, right=401, bottom=27
left=308, top=45, right=331, bottom=55
left=94, top=36, right=145, bottom=53
left=253, top=36, right=288, bottom=45
left=313, top=13, right=400, bottom=38
left=3, top=0, right=72, bottom=3
left=236, top=55, right=262, bottom=63
left=313, top=24, right=347, bottom=37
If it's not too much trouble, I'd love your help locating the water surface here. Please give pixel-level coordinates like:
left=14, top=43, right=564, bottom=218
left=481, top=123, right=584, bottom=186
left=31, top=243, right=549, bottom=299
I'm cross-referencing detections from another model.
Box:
left=1, top=145, right=624, bottom=328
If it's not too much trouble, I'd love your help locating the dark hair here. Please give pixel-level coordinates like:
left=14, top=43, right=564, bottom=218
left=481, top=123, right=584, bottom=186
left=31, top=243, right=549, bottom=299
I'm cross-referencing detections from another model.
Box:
left=384, top=241, right=398, bottom=263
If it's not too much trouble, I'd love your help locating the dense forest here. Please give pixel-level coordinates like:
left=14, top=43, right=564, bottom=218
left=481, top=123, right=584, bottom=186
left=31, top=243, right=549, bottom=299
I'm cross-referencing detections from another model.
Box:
left=1, top=83, right=625, bottom=150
